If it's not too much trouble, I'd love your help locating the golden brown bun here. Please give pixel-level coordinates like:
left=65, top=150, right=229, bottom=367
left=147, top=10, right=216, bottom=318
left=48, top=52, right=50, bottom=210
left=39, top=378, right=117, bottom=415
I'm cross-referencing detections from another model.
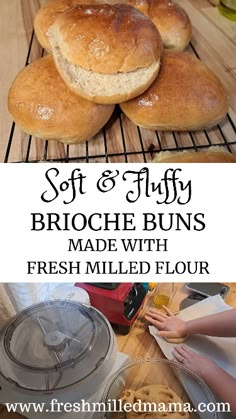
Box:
left=34, top=0, right=98, bottom=52
left=48, top=4, right=162, bottom=104
left=35, top=0, right=191, bottom=52
left=49, top=4, right=162, bottom=73
left=120, top=51, right=228, bottom=131
left=84, top=0, right=192, bottom=51
left=127, top=0, right=192, bottom=51
left=8, top=55, right=114, bottom=144
left=152, top=148, right=236, bottom=163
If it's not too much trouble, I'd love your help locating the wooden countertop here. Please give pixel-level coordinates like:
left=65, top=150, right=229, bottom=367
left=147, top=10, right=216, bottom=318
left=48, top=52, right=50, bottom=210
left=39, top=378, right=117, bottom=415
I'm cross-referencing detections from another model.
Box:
left=1, top=0, right=236, bottom=162
left=0, top=282, right=235, bottom=417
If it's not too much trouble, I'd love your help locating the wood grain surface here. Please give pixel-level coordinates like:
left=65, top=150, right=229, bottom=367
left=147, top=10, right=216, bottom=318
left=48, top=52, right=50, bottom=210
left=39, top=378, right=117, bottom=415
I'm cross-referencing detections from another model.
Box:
left=1, top=0, right=236, bottom=162
left=0, top=282, right=235, bottom=417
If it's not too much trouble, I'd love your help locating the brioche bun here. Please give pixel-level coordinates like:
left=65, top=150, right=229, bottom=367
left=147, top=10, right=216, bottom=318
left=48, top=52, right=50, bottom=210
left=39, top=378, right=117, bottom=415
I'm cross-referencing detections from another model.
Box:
left=120, top=51, right=228, bottom=131
left=8, top=55, right=114, bottom=144
left=75, top=0, right=192, bottom=51
left=152, top=148, right=236, bottom=163
left=48, top=4, right=163, bottom=104
left=34, top=0, right=98, bottom=52
left=91, top=0, right=192, bottom=50
left=34, top=0, right=189, bottom=52
left=127, top=0, right=192, bottom=51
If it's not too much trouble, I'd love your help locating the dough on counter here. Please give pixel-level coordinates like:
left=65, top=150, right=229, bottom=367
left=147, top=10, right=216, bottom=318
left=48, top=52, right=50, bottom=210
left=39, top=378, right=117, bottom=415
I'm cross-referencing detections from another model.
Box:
left=164, top=335, right=188, bottom=344
left=120, top=384, right=189, bottom=418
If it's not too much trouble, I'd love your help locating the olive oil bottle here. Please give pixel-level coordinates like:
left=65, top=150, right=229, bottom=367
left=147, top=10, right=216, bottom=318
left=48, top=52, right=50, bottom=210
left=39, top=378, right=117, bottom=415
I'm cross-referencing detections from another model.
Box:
left=152, top=283, right=174, bottom=309
left=219, top=0, right=236, bottom=21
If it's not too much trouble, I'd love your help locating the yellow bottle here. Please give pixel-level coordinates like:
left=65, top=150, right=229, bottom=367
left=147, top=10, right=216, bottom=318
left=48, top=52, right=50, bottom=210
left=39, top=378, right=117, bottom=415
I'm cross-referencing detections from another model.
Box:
left=218, top=0, right=236, bottom=21
left=152, top=283, right=174, bottom=309
left=148, top=282, right=157, bottom=291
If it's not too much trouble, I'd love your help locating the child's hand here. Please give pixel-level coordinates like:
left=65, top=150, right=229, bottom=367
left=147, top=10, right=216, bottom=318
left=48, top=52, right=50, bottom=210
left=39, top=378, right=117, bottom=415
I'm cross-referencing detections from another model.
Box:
left=145, top=306, right=187, bottom=339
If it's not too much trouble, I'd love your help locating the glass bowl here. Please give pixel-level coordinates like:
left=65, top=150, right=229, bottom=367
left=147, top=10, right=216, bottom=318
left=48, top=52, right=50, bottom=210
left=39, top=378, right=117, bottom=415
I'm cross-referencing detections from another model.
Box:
left=101, top=358, right=218, bottom=419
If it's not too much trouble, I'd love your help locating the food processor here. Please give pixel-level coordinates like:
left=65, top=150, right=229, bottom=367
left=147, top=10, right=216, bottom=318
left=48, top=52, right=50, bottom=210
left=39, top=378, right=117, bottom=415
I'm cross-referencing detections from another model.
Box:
left=0, top=300, right=129, bottom=418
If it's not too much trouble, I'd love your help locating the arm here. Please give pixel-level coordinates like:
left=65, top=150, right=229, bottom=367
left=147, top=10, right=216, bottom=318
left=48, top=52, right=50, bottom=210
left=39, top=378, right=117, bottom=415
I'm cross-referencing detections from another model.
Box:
left=173, top=346, right=236, bottom=416
left=204, top=365, right=236, bottom=416
left=186, top=309, right=236, bottom=337
left=145, top=307, right=236, bottom=339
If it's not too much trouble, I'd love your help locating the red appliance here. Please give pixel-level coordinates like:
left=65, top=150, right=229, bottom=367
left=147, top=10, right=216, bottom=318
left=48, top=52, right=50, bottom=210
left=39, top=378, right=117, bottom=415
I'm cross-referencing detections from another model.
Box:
left=75, top=283, right=147, bottom=334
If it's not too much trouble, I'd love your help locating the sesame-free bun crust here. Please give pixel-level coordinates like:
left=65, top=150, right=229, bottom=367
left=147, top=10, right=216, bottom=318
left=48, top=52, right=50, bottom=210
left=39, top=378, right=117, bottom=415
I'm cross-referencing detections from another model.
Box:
left=127, top=0, right=192, bottom=51
left=34, top=0, right=98, bottom=52
left=48, top=4, right=163, bottom=104
left=49, top=4, right=162, bottom=73
left=87, top=0, right=192, bottom=50
left=120, top=51, right=228, bottom=131
left=8, top=55, right=114, bottom=144
left=152, top=148, right=236, bottom=163
left=34, top=0, right=191, bottom=52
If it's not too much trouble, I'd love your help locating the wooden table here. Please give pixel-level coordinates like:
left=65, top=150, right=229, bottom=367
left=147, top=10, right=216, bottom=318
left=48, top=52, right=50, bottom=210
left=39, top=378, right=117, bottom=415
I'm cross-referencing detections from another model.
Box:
left=1, top=0, right=236, bottom=162
left=0, top=282, right=235, bottom=417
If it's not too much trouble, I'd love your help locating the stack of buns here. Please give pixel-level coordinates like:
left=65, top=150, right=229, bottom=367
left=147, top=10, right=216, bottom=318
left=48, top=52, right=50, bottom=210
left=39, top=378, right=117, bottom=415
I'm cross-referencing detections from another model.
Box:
left=34, top=0, right=192, bottom=52
left=8, top=0, right=230, bottom=154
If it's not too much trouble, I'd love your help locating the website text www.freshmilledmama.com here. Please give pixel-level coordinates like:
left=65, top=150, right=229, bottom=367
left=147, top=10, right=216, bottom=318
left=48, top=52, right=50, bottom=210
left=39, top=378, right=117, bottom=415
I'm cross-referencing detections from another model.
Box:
left=4, top=398, right=231, bottom=415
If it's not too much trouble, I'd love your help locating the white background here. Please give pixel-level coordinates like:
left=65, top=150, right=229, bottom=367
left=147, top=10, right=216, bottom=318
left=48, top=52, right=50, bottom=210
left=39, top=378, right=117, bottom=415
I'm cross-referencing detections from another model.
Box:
left=0, top=163, right=235, bottom=282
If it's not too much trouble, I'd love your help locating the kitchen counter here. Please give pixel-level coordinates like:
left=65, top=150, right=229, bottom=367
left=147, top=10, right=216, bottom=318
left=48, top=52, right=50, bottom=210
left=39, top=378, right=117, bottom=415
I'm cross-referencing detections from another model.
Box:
left=116, top=282, right=236, bottom=358
left=1, top=0, right=236, bottom=162
left=0, top=282, right=235, bottom=417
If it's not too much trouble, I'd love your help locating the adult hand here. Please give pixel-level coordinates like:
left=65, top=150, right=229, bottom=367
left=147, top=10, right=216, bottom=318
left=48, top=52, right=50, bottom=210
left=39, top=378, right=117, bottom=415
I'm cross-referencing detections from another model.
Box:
left=172, top=346, right=217, bottom=380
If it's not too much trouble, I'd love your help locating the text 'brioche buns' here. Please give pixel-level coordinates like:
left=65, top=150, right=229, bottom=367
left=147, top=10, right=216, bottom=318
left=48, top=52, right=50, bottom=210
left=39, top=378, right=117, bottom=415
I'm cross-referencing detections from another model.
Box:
left=120, top=51, right=228, bottom=131
left=48, top=4, right=163, bottom=104
left=34, top=0, right=99, bottom=52
left=152, top=148, right=236, bottom=163
left=8, top=55, right=114, bottom=144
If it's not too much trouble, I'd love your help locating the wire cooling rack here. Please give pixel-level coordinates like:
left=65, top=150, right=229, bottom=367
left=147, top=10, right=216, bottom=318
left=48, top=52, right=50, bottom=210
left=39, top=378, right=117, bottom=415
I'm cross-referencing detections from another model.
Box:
left=4, top=31, right=236, bottom=163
